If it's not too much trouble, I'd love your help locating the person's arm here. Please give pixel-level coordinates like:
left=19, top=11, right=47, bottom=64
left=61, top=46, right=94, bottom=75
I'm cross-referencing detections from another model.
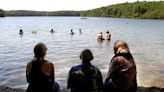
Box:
left=67, top=68, right=73, bottom=89
left=97, top=69, right=103, bottom=92
left=104, top=57, right=122, bottom=84
left=26, top=62, right=32, bottom=83
left=67, top=67, right=78, bottom=90
left=50, top=63, right=55, bottom=85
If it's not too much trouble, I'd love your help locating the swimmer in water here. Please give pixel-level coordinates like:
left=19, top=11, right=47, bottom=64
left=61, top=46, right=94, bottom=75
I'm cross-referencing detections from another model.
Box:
left=70, top=29, right=74, bottom=35
left=97, top=32, right=104, bottom=41
left=19, top=29, right=23, bottom=35
left=106, top=30, right=111, bottom=40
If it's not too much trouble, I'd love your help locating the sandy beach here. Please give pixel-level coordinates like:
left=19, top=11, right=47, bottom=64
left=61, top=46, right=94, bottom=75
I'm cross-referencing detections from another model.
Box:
left=0, top=86, right=163, bottom=92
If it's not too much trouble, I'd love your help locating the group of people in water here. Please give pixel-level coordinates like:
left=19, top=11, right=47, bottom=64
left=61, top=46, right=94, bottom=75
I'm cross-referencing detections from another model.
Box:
left=19, top=28, right=55, bottom=35
left=19, top=28, right=82, bottom=36
left=26, top=40, right=137, bottom=92
left=70, top=29, right=82, bottom=35
left=19, top=28, right=112, bottom=43
left=97, top=31, right=111, bottom=41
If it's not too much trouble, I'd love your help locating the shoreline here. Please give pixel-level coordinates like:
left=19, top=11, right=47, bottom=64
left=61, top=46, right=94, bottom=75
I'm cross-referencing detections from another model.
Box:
left=0, top=86, right=163, bottom=92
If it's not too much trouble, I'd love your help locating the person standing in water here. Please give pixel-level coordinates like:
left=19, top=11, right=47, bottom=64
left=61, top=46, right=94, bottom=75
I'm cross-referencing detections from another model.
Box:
left=97, top=32, right=104, bottom=41
left=106, top=31, right=111, bottom=40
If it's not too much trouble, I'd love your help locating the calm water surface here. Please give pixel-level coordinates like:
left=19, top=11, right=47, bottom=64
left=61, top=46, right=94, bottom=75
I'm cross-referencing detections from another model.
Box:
left=0, top=17, right=164, bottom=89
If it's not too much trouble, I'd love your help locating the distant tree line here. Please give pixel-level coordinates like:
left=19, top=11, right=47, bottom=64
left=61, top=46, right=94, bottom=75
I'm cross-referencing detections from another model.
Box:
left=81, top=1, right=164, bottom=19
left=0, top=9, right=5, bottom=17
left=1, top=1, right=164, bottom=19
left=5, top=10, right=81, bottom=16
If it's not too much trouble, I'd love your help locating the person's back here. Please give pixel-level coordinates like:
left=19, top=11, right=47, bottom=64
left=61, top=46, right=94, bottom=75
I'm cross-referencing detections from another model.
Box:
left=104, top=40, right=137, bottom=92
left=97, top=32, right=104, bottom=41
left=108, top=53, right=137, bottom=90
left=67, top=49, right=103, bottom=92
left=26, top=60, right=55, bottom=92
left=26, top=43, right=59, bottom=92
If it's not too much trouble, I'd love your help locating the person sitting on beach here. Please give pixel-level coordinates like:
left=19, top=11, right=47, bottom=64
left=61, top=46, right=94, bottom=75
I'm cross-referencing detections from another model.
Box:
left=19, top=29, right=23, bottom=35
left=70, top=29, right=74, bottom=35
left=104, top=40, right=137, bottom=92
left=97, top=32, right=104, bottom=41
left=106, top=30, right=111, bottom=40
left=26, top=43, right=60, bottom=92
left=67, top=49, right=103, bottom=92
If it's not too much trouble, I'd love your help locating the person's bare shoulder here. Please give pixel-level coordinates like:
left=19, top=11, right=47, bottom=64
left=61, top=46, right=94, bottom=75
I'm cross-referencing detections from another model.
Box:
left=45, top=61, right=54, bottom=68
left=26, top=61, right=32, bottom=75
left=41, top=61, right=54, bottom=76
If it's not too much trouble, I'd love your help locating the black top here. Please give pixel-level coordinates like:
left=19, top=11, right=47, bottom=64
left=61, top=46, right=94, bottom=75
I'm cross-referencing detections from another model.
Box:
left=26, top=60, right=54, bottom=92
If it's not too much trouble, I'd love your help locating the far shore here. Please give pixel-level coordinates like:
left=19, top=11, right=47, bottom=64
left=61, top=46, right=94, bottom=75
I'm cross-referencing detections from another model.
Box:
left=0, top=86, right=163, bottom=92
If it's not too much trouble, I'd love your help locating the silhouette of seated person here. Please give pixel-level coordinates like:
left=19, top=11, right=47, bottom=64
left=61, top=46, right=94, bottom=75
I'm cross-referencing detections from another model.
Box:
left=67, top=49, right=103, bottom=92
left=26, top=43, right=59, bottom=92
left=104, top=40, right=137, bottom=92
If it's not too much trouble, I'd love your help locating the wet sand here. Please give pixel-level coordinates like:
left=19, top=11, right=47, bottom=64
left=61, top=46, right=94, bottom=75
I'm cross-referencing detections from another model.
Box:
left=0, top=86, right=163, bottom=92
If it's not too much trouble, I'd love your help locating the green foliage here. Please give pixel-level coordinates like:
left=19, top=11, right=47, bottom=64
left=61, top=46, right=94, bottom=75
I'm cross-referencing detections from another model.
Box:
left=0, top=9, right=5, bottom=17
left=3, top=1, right=164, bottom=19
left=5, top=10, right=80, bottom=16
left=81, top=1, right=164, bottom=19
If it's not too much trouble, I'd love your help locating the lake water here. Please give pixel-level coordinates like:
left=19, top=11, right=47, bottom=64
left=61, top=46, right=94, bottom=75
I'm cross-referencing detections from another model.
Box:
left=0, top=17, right=164, bottom=89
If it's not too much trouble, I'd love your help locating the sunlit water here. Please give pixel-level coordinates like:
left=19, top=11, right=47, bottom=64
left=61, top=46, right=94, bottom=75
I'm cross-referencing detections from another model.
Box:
left=0, top=17, right=164, bottom=89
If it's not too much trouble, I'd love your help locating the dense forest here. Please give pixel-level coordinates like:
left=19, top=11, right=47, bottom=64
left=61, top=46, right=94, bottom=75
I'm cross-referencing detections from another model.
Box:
left=81, top=1, right=164, bottom=19
left=1, top=1, right=164, bottom=19
left=0, top=9, right=5, bottom=17
left=5, top=10, right=80, bottom=16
